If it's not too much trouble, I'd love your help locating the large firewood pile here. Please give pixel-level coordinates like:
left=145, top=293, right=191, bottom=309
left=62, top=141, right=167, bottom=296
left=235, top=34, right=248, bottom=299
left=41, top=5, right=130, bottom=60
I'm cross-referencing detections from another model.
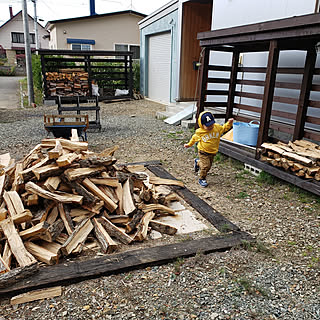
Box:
left=259, top=139, right=320, bottom=180
left=45, top=70, right=89, bottom=97
left=0, top=138, right=183, bottom=274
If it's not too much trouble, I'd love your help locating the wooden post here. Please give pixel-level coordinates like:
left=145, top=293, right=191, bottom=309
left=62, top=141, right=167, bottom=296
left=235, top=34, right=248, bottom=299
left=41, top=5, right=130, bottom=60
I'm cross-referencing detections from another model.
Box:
left=129, top=54, right=133, bottom=98
left=40, top=54, right=48, bottom=99
left=195, top=47, right=210, bottom=128
left=257, top=40, right=279, bottom=150
left=226, top=51, right=240, bottom=120
left=293, top=47, right=317, bottom=141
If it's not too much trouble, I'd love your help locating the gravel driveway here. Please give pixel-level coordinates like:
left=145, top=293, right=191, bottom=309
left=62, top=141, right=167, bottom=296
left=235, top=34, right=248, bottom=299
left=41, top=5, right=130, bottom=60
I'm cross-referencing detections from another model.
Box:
left=0, top=99, right=319, bottom=320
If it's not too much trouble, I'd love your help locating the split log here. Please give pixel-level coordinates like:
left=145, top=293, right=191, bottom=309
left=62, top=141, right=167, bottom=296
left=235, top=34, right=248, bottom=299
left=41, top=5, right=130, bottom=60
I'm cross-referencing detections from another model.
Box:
left=19, top=156, right=50, bottom=182
left=134, top=211, right=155, bottom=241
left=282, top=151, right=313, bottom=166
left=149, top=220, right=177, bottom=235
left=0, top=208, right=7, bottom=221
left=2, top=241, right=12, bottom=268
left=27, top=194, right=39, bottom=206
left=125, top=209, right=144, bottom=233
left=24, top=241, right=59, bottom=265
left=60, top=218, right=93, bottom=256
left=22, top=144, right=42, bottom=170
left=11, top=162, right=24, bottom=192
left=58, top=203, right=74, bottom=235
left=122, top=179, right=136, bottom=215
left=89, top=177, right=119, bottom=187
left=19, top=221, right=51, bottom=241
left=0, top=256, right=9, bottom=274
left=64, top=166, right=105, bottom=181
left=10, top=286, right=62, bottom=305
left=43, top=176, right=61, bottom=192
left=138, top=203, right=176, bottom=215
left=48, top=140, right=63, bottom=159
left=41, top=138, right=88, bottom=152
left=71, top=129, right=79, bottom=142
left=0, top=218, right=37, bottom=267
left=70, top=181, right=100, bottom=205
left=98, top=216, right=133, bottom=244
left=32, top=163, right=63, bottom=181
left=82, top=178, right=117, bottom=212
left=92, top=218, right=117, bottom=253
left=97, top=145, right=119, bottom=157
left=149, top=176, right=184, bottom=188
left=37, top=240, right=61, bottom=256
left=70, top=208, right=91, bottom=217
left=25, top=181, right=83, bottom=205
left=261, top=143, right=285, bottom=155
left=47, top=219, right=65, bottom=241
left=56, top=152, right=79, bottom=167
left=0, top=153, right=11, bottom=199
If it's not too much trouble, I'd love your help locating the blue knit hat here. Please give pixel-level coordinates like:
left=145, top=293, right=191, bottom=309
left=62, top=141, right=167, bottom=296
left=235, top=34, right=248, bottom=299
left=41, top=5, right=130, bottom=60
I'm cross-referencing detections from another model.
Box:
left=201, top=112, right=215, bottom=126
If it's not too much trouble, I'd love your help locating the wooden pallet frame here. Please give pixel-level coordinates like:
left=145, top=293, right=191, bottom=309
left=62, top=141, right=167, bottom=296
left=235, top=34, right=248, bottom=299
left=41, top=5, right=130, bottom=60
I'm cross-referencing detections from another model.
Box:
left=0, top=163, right=253, bottom=297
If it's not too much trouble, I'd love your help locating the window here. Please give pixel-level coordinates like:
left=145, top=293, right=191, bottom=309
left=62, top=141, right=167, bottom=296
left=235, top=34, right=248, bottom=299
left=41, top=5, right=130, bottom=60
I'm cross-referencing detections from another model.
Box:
left=11, top=32, right=35, bottom=44
left=71, top=43, right=91, bottom=51
left=115, top=44, right=140, bottom=59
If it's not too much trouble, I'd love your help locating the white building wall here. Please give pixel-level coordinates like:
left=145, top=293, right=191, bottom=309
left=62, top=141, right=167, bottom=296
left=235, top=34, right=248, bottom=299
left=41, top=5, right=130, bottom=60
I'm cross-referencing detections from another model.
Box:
left=0, top=13, right=49, bottom=50
left=209, top=0, right=319, bottom=134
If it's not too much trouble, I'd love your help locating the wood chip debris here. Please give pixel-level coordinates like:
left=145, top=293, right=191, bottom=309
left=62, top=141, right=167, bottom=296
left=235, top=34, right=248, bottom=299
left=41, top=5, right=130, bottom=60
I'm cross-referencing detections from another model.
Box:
left=0, top=138, right=182, bottom=277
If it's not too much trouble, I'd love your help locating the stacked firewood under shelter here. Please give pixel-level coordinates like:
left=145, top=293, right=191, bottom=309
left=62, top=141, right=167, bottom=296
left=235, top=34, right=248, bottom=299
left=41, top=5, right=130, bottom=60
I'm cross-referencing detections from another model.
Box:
left=0, top=138, right=183, bottom=275
left=259, top=140, right=320, bottom=181
left=45, top=70, right=89, bottom=97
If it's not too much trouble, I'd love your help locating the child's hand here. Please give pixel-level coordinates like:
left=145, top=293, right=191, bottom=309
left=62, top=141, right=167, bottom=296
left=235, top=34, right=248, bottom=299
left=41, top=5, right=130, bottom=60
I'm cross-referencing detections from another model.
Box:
left=228, top=118, right=234, bottom=125
left=184, top=144, right=190, bottom=148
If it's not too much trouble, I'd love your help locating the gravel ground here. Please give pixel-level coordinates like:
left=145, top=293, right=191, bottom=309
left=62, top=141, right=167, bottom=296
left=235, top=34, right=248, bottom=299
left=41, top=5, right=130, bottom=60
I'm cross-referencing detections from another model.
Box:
left=0, top=99, right=319, bottom=320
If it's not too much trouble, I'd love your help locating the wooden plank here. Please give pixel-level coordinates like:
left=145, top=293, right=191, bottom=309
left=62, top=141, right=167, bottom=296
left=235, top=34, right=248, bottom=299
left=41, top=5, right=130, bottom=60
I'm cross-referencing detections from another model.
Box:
left=226, top=51, right=240, bottom=120
left=147, top=165, right=240, bottom=232
left=257, top=40, right=279, bottom=149
left=10, top=286, right=62, bottom=305
left=0, top=231, right=252, bottom=296
left=195, top=47, right=210, bottom=127
left=0, top=218, right=37, bottom=267
left=293, top=48, right=317, bottom=140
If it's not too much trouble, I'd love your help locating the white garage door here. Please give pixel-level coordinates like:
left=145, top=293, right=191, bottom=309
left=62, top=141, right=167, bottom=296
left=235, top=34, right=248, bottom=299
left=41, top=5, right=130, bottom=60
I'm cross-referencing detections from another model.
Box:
left=148, top=32, right=171, bottom=104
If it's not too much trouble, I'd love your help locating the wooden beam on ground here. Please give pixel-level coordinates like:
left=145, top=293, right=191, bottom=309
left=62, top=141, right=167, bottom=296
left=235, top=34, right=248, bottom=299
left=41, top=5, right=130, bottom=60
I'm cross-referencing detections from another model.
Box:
left=0, top=231, right=252, bottom=297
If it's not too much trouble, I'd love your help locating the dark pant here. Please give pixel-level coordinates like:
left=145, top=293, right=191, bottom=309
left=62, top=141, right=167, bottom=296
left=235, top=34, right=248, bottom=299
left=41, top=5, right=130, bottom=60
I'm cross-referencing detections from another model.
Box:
left=198, top=150, right=215, bottom=180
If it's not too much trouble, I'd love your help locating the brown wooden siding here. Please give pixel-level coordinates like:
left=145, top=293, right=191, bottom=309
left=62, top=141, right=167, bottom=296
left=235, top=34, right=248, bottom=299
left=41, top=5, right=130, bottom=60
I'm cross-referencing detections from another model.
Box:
left=179, top=2, right=212, bottom=101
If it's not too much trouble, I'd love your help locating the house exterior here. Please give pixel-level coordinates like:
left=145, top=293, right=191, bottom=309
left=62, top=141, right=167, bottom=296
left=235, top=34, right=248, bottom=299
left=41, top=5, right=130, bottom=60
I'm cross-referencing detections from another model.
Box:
left=139, top=0, right=212, bottom=104
left=0, top=7, right=49, bottom=69
left=46, top=10, right=146, bottom=59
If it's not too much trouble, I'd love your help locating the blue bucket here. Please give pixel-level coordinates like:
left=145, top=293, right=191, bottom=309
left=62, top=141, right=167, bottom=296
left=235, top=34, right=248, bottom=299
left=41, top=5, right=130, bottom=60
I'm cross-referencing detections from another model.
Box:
left=233, top=120, right=260, bottom=146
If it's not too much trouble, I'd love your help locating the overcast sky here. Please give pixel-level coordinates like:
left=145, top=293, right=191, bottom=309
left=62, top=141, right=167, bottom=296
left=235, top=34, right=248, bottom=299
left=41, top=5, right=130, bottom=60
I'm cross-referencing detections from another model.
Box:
left=0, top=0, right=171, bottom=26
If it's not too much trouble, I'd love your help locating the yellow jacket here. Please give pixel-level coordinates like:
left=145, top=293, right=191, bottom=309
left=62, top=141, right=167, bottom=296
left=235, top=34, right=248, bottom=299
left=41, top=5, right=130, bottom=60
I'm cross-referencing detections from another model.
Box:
left=186, top=111, right=232, bottom=154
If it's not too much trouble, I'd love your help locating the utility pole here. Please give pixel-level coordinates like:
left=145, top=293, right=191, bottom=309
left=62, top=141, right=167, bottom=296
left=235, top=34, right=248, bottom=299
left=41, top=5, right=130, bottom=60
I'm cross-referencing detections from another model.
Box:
left=31, top=0, right=39, bottom=50
left=22, top=0, right=35, bottom=105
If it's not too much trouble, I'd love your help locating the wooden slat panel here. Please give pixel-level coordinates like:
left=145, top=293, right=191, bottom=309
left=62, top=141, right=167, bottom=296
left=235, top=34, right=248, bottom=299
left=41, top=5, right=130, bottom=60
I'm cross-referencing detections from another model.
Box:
left=234, top=103, right=261, bottom=113
left=203, top=102, right=227, bottom=107
left=305, top=115, right=320, bottom=125
left=304, top=130, right=320, bottom=141
left=238, top=67, right=304, bottom=74
left=237, top=79, right=301, bottom=90
left=235, top=91, right=263, bottom=100
left=208, top=65, right=232, bottom=72
left=309, top=100, right=320, bottom=108
left=205, top=90, right=229, bottom=95
left=207, top=78, right=230, bottom=84
left=311, top=84, right=320, bottom=91
left=273, top=95, right=299, bottom=105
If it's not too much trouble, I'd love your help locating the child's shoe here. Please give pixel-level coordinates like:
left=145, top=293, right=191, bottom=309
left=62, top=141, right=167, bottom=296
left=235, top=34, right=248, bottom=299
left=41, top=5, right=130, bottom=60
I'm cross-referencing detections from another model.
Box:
left=194, top=158, right=199, bottom=173
left=198, top=179, right=208, bottom=187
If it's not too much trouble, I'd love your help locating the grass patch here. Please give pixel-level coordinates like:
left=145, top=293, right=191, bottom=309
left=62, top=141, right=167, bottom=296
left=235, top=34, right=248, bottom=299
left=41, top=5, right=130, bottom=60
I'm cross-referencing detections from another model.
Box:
left=236, top=191, right=249, bottom=199
left=236, top=277, right=269, bottom=297
left=19, top=78, right=43, bottom=107
left=256, top=171, right=276, bottom=185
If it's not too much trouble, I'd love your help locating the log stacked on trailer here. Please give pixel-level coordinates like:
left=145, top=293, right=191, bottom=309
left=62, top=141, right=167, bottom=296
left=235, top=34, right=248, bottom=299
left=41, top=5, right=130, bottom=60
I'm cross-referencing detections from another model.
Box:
left=45, top=70, right=89, bottom=97
left=0, top=138, right=182, bottom=277
left=259, top=140, right=320, bottom=180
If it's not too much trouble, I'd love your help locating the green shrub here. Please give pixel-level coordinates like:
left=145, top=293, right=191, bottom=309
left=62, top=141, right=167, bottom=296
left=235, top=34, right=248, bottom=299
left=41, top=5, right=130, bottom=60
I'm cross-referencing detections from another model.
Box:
left=133, top=60, right=140, bottom=92
left=31, top=54, right=42, bottom=91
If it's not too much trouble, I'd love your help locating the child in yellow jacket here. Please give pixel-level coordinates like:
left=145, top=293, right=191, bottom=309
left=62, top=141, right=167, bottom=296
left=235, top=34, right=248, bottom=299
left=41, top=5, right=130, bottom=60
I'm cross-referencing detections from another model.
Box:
left=184, top=111, right=233, bottom=187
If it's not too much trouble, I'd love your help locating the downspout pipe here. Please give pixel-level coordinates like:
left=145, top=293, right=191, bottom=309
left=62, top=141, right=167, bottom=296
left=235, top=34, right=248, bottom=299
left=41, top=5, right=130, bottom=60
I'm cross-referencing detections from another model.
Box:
left=90, top=0, right=96, bottom=16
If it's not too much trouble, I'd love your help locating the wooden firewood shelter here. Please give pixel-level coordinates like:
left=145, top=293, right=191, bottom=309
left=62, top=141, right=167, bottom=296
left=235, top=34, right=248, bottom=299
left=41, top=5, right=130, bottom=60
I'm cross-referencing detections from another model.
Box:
left=196, top=13, right=320, bottom=196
